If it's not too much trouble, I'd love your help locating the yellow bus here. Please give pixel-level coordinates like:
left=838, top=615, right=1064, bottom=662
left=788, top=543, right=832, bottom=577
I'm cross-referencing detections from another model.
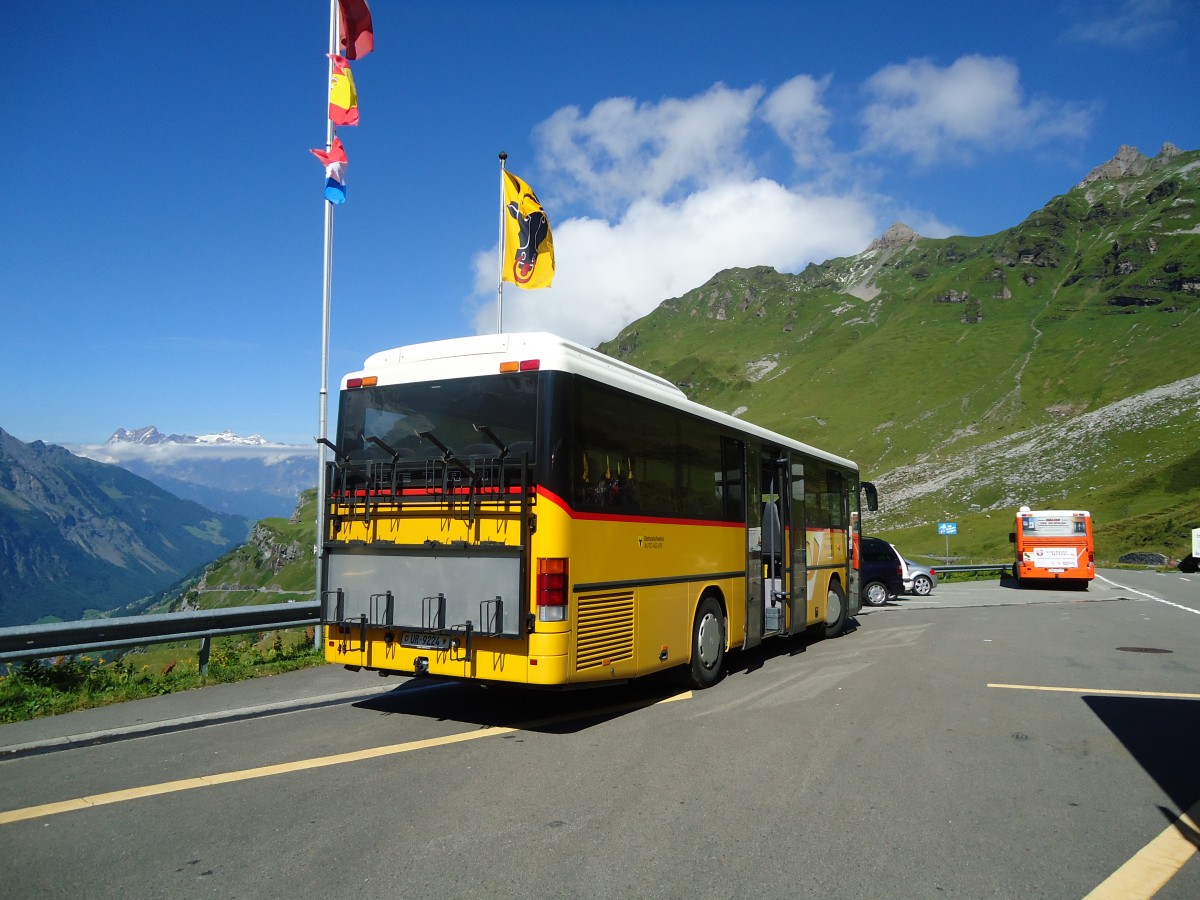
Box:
left=1010, top=506, right=1095, bottom=588
left=320, top=333, right=878, bottom=688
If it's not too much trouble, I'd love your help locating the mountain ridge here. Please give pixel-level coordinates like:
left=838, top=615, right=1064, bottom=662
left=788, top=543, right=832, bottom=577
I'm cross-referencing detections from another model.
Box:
left=107, top=426, right=281, bottom=447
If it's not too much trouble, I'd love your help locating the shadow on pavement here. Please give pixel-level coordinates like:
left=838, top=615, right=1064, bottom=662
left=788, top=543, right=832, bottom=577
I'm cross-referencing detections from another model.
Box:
left=352, top=669, right=689, bottom=735
left=1085, top=695, right=1200, bottom=841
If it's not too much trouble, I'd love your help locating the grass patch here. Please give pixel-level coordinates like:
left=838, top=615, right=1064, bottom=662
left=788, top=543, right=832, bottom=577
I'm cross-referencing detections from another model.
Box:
left=0, top=628, right=326, bottom=724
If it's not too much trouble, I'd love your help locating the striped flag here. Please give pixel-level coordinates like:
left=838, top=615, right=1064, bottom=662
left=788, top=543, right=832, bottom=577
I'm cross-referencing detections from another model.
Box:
left=310, top=136, right=348, bottom=204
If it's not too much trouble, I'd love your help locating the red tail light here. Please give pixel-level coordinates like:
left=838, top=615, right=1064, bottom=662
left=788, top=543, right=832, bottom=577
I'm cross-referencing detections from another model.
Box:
left=537, top=558, right=568, bottom=622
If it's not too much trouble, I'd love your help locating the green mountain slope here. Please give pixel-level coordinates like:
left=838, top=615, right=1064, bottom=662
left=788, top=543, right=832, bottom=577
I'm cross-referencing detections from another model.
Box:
left=599, top=145, right=1200, bottom=562
left=160, top=490, right=317, bottom=613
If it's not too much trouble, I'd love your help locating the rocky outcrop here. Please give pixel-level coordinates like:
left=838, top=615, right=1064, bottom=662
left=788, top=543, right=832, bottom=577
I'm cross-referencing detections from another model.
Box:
left=866, top=222, right=921, bottom=252
left=248, top=523, right=305, bottom=574
left=1077, top=143, right=1182, bottom=188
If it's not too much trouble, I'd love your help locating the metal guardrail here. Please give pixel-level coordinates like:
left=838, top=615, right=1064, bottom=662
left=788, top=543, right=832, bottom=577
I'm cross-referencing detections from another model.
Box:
left=935, top=564, right=1010, bottom=575
left=0, top=602, right=321, bottom=669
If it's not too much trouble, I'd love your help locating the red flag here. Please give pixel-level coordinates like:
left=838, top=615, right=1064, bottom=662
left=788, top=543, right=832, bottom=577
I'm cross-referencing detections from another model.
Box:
left=338, top=0, right=374, bottom=60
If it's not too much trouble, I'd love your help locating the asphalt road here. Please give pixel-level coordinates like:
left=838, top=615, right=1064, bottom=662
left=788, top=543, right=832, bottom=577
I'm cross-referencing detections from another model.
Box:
left=1, top=568, right=1197, bottom=899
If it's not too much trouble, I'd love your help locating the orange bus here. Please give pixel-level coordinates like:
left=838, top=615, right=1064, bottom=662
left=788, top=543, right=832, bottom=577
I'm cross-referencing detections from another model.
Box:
left=1010, top=506, right=1094, bottom=588
left=318, top=332, right=878, bottom=689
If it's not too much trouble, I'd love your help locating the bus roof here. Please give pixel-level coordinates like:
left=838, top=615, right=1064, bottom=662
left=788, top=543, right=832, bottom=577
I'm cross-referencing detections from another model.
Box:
left=350, top=332, right=858, bottom=472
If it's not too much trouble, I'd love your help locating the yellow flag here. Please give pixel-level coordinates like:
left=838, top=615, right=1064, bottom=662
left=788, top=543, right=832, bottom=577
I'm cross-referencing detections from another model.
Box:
left=502, top=171, right=555, bottom=289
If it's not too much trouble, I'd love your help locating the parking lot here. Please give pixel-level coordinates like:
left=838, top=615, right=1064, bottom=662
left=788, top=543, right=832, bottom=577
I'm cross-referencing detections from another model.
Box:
left=1, top=568, right=1197, bottom=898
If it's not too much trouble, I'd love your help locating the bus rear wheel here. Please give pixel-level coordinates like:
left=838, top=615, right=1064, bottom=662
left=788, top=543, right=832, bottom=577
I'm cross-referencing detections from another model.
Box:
left=687, top=596, right=725, bottom=689
left=825, top=580, right=849, bottom=638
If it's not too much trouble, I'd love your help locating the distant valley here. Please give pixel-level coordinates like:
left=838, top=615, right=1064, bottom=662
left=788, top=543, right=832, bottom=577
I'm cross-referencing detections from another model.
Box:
left=0, top=428, right=249, bottom=626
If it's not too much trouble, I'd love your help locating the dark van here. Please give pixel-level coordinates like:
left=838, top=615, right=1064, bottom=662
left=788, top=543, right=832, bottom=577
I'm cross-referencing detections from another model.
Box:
left=860, top=537, right=904, bottom=606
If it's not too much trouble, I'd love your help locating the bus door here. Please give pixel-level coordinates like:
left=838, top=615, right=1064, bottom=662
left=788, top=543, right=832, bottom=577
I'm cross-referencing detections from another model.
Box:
left=787, top=458, right=807, bottom=635
left=741, top=441, right=764, bottom=649
left=759, top=449, right=794, bottom=637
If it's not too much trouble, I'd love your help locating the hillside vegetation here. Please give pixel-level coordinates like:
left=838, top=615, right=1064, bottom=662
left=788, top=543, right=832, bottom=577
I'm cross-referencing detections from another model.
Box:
left=156, top=490, right=317, bottom=614
left=598, top=145, right=1200, bottom=563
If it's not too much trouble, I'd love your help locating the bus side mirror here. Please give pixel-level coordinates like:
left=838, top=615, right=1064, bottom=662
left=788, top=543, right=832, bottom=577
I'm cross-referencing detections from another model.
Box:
left=1008, top=532, right=1016, bottom=543
left=862, top=481, right=878, bottom=512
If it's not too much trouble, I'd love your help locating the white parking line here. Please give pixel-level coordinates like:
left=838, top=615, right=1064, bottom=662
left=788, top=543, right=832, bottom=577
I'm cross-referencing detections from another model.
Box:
left=1095, top=574, right=1200, bottom=615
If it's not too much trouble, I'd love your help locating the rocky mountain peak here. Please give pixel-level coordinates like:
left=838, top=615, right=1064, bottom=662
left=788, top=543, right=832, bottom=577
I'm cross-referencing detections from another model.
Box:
left=866, top=223, right=920, bottom=253
left=108, top=426, right=184, bottom=445
left=1077, top=144, right=1153, bottom=187
left=106, top=426, right=270, bottom=447
left=1075, top=142, right=1186, bottom=189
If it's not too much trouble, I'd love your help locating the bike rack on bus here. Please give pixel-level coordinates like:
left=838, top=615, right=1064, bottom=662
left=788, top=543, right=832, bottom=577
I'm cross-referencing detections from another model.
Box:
left=324, top=588, right=368, bottom=652
left=319, top=450, right=537, bottom=664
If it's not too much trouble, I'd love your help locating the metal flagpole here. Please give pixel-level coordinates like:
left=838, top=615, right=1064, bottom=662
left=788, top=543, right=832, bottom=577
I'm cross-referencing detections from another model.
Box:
left=314, top=0, right=341, bottom=650
left=497, top=151, right=507, bottom=333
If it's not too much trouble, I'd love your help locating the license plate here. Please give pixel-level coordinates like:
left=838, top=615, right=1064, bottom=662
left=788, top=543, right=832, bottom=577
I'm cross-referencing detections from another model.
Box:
left=401, top=633, right=451, bottom=651
left=1047, top=568, right=1065, bottom=573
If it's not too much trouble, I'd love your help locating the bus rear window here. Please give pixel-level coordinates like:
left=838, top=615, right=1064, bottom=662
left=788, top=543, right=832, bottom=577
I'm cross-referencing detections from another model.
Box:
left=336, top=373, right=539, bottom=462
left=1020, top=514, right=1088, bottom=536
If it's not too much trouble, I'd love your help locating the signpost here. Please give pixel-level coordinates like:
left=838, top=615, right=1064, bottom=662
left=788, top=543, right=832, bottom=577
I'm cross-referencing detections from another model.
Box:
left=938, top=521, right=958, bottom=562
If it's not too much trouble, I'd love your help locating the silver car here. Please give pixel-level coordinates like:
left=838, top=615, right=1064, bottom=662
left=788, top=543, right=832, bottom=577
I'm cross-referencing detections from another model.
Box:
left=895, top=549, right=937, bottom=596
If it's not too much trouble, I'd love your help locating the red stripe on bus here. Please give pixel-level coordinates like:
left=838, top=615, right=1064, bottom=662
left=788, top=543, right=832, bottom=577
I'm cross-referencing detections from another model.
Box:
left=537, top=486, right=763, bottom=530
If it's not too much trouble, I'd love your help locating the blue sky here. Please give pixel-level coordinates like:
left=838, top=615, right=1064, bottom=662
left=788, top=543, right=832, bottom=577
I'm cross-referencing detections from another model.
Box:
left=3, top=0, right=1196, bottom=447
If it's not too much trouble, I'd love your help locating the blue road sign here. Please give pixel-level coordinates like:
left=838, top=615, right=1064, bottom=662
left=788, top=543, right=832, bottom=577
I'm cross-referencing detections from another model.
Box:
left=938, top=522, right=958, bottom=535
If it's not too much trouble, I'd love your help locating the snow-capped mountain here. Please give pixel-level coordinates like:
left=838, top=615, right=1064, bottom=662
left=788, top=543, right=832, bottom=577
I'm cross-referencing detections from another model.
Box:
left=108, top=426, right=273, bottom=447
left=74, top=427, right=316, bottom=521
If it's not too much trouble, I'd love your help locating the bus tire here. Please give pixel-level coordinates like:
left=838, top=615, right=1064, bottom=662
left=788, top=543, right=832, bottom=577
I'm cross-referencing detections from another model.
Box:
left=687, top=595, right=725, bottom=689
left=825, top=579, right=849, bottom=638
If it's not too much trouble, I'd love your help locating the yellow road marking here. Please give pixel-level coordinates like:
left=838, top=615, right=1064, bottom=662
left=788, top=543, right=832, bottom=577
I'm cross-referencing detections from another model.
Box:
left=988, top=683, right=1200, bottom=700
left=1084, top=801, right=1200, bottom=899
left=989, top=682, right=1200, bottom=896
left=0, top=690, right=691, bottom=827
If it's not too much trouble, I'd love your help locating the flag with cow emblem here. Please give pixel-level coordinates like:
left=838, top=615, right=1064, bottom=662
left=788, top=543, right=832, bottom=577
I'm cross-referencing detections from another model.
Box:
left=310, top=136, right=348, bottom=204
left=327, top=54, right=359, bottom=126
left=502, top=171, right=555, bottom=289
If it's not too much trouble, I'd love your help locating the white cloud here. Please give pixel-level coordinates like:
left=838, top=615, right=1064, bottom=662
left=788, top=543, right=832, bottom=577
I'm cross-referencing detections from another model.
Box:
left=470, top=55, right=1088, bottom=348
left=860, top=55, right=1092, bottom=165
left=73, top=442, right=311, bottom=465
left=761, top=74, right=834, bottom=168
left=472, top=180, right=876, bottom=347
left=535, top=83, right=763, bottom=213
left=1064, top=0, right=1180, bottom=48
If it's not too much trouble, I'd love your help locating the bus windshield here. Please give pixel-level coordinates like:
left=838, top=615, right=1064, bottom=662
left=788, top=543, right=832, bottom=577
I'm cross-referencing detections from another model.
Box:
left=335, top=373, right=539, bottom=462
